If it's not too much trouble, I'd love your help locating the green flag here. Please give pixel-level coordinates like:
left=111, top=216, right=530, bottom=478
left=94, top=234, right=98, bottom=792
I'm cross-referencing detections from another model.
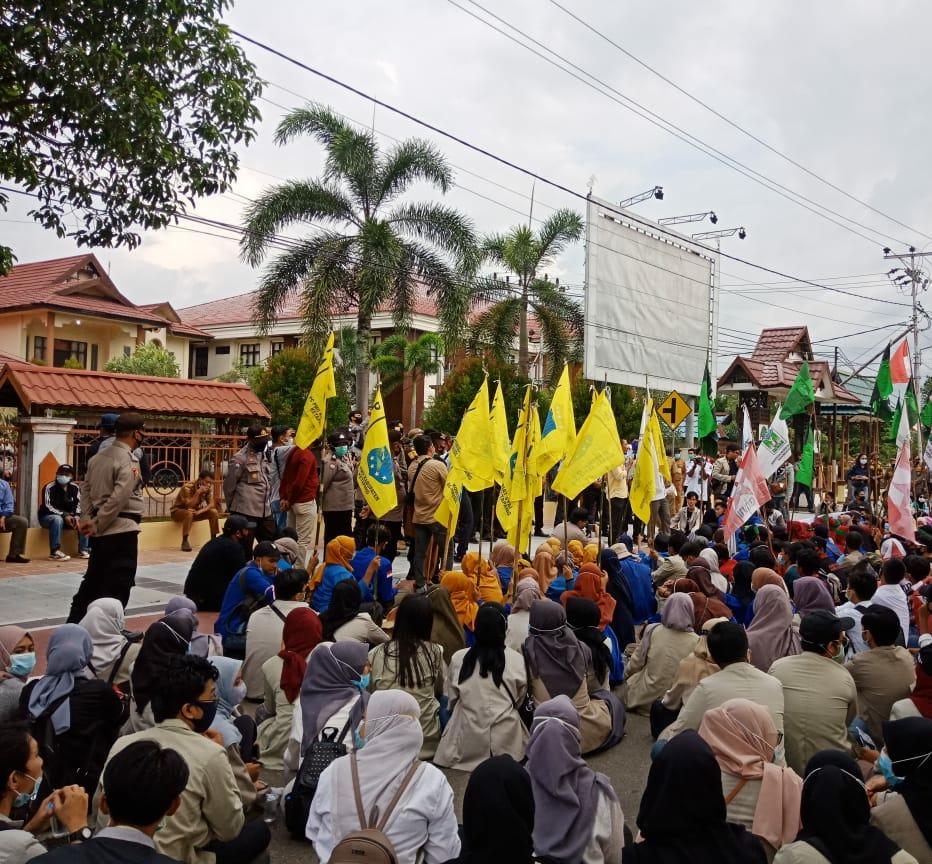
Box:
left=871, top=343, right=893, bottom=420
left=796, top=425, right=814, bottom=488
left=906, top=382, right=919, bottom=426
left=889, top=398, right=903, bottom=444
left=698, top=363, right=718, bottom=456
left=782, top=360, right=815, bottom=418
left=921, top=398, right=932, bottom=429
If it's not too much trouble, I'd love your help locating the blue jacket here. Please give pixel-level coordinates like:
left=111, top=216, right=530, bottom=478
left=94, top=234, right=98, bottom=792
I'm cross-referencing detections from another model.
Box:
left=311, top=563, right=354, bottom=613
left=0, top=480, right=13, bottom=517
left=215, top=561, right=275, bottom=637
left=351, top=547, right=395, bottom=605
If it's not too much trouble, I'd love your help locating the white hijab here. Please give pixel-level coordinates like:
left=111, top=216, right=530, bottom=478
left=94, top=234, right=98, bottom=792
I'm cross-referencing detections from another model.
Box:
left=79, top=598, right=127, bottom=676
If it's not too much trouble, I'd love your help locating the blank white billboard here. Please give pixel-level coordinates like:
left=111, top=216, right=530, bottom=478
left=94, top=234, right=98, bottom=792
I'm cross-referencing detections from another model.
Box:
left=584, top=195, right=717, bottom=397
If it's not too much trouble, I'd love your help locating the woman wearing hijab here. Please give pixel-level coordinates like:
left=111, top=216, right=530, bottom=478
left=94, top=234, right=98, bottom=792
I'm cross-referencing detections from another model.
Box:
left=440, top=571, right=480, bottom=640
left=78, top=598, right=140, bottom=690
left=434, top=603, right=527, bottom=770
left=524, top=600, right=625, bottom=755
left=531, top=544, right=560, bottom=595
left=583, top=543, right=601, bottom=564
left=489, top=541, right=517, bottom=592
left=369, top=594, right=446, bottom=758
left=667, top=576, right=733, bottom=629
left=426, top=585, right=467, bottom=664
left=443, top=754, right=534, bottom=864
left=698, top=547, right=729, bottom=593
left=125, top=608, right=196, bottom=732
left=257, top=607, right=322, bottom=770
left=307, top=690, right=461, bottom=864
left=461, top=552, right=504, bottom=604
left=320, top=578, right=389, bottom=646
left=698, top=698, right=803, bottom=861
left=623, top=729, right=767, bottom=864
left=790, top=577, right=834, bottom=622
left=566, top=598, right=617, bottom=689
left=624, top=594, right=698, bottom=715
left=562, top=564, right=617, bottom=629
left=527, top=695, right=624, bottom=864
left=891, top=646, right=932, bottom=719
left=164, top=595, right=221, bottom=658
left=0, top=626, right=35, bottom=722
left=310, top=535, right=356, bottom=613
left=506, top=573, right=542, bottom=652
left=21, top=624, right=124, bottom=795
left=747, top=585, right=801, bottom=674
left=773, top=750, right=915, bottom=864
left=870, top=718, right=932, bottom=862
left=568, top=539, right=586, bottom=568
left=284, top=640, right=370, bottom=786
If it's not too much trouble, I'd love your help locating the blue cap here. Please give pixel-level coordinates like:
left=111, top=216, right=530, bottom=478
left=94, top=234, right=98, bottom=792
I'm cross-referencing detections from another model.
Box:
left=100, top=413, right=119, bottom=430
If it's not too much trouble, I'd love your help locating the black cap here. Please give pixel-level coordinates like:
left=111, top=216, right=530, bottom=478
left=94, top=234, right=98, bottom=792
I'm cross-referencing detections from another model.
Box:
left=224, top=514, right=256, bottom=533
left=57, top=464, right=74, bottom=474
left=328, top=430, right=351, bottom=446
left=253, top=540, right=279, bottom=559
left=800, top=609, right=855, bottom=646
left=115, top=412, right=145, bottom=433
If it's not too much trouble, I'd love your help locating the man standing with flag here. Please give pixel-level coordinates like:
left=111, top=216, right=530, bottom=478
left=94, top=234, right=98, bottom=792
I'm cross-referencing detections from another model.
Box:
left=407, top=434, right=449, bottom=590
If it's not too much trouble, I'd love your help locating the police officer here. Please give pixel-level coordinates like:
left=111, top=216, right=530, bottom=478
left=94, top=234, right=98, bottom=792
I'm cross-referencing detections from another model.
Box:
left=223, top=423, right=275, bottom=554
left=67, top=412, right=146, bottom=622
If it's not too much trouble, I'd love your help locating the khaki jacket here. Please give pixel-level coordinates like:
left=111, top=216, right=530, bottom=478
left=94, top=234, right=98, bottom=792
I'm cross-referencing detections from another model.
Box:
left=223, top=445, right=271, bottom=518
left=84, top=440, right=144, bottom=536
left=321, top=456, right=355, bottom=512
left=172, top=480, right=213, bottom=513
left=409, top=456, right=448, bottom=525
left=871, top=792, right=932, bottom=863
left=846, top=645, right=916, bottom=744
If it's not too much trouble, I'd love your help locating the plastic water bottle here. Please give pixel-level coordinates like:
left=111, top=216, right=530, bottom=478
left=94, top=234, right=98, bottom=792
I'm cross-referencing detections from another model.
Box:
left=262, top=789, right=280, bottom=824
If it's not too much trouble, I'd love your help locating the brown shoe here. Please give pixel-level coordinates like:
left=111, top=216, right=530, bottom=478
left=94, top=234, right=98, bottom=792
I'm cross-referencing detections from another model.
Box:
left=5, top=554, right=30, bottom=564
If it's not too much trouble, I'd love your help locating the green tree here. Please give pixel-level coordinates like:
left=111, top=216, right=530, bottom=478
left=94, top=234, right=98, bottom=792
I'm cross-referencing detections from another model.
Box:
left=240, top=105, right=477, bottom=413
left=370, top=333, right=443, bottom=427
left=105, top=343, right=180, bottom=377
left=472, top=210, right=583, bottom=384
left=0, top=0, right=262, bottom=272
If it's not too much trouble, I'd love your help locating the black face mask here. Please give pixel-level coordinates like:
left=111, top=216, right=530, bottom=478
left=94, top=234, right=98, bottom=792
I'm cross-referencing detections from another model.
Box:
left=188, top=699, right=218, bottom=733
left=133, top=432, right=144, bottom=447
left=250, top=437, right=269, bottom=451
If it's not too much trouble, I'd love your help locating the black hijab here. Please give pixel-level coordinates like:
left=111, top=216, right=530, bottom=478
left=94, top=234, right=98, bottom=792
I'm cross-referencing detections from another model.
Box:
left=131, top=610, right=196, bottom=713
left=565, top=597, right=611, bottom=685
left=600, top=549, right=636, bottom=646
left=444, top=754, right=534, bottom=864
left=320, top=578, right=362, bottom=641
left=624, top=730, right=766, bottom=864
left=459, top=603, right=506, bottom=687
left=883, top=717, right=932, bottom=848
left=797, top=750, right=901, bottom=864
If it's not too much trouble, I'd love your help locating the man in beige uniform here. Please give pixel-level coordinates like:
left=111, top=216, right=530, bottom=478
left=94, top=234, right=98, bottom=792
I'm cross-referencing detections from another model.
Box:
left=407, top=433, right=448, bottom=589
left=68, top=412, right=145, bottom=622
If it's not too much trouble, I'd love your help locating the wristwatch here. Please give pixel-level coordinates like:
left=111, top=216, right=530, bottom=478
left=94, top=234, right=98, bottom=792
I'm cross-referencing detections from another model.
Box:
left=68, top=827, right=93, bottom=843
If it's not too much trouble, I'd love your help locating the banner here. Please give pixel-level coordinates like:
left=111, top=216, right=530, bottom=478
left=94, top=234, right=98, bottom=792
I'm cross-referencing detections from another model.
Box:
left=723, top=443, right=771, bottom=542
left=757, top=405, right=791, bottom=479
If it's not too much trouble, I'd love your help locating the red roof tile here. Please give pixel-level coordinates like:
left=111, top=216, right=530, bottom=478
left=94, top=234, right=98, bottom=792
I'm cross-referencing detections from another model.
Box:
left=0, top=361, right=268, bottom=419
left=717, top=356, right=860, bottom=404
left=750, top=327, right=812, bottom=363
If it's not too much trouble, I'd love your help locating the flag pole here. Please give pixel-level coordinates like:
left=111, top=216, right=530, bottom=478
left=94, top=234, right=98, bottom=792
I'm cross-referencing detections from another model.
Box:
left=312, top=422, right=327, bottom=557
left=477, top=489, right=485, bottom=565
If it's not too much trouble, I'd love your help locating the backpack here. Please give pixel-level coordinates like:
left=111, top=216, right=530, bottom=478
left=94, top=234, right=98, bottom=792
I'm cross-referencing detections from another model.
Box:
left=284, top=715, right=354, bottom=839
left=328, top=755, right=421, bottom=864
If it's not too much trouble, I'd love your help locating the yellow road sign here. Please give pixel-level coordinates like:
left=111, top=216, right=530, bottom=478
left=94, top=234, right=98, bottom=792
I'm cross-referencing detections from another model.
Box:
left=657, top=390, right=692, bottom=430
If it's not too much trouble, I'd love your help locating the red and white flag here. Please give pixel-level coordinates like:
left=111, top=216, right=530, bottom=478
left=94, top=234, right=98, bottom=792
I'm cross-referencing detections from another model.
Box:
left=887, top=437, right=916, bottom=544
left=891, top=339, right=911, bottom=385
left=723, top=443, right=771, bottom=543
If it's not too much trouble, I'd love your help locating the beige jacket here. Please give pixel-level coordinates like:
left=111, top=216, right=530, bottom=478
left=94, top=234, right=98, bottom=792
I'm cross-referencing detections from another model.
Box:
left=256, top=655, right=294, bottom=771
left=846, top=645, right=916, bottom=744
left=84, top=440, right=144, bottom=535
left=606, top=466, right=628, bottom=499
left=871, top=792, right=932, bottom=863
left=321, top=456, right=355, bottom=512
left=223, top=445, right=271, bottom=518
left=333, top=612, right=390, bottom=647
left=242, top=599, right=309, bottom=700
left=774, top=840, right=916, bottom=864
left=95, top=719, right=245, bottom=864
left=624, top=626, right=699, bottom=713
left=409, top=456, right=448, bottom=525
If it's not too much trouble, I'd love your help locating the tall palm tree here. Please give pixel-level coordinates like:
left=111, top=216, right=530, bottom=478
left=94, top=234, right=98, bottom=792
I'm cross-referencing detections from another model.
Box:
left=369, top=333, right=444, bottom=427
left=472, top=209, right=584, bottom=383
left=240, top=105, right=477, bottom=411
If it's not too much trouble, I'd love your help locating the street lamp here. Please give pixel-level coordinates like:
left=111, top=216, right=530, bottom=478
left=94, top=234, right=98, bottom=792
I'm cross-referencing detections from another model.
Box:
left=658, top=211, right=717, bottom=226
left=619, top=186, right=663, bottom=208
left=692, top=226, right=747, bottom=241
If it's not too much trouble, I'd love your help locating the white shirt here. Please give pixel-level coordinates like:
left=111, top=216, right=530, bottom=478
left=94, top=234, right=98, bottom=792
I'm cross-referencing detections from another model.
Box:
left=871, top=584, right=910, bottom=644
left=836, top=599, right=871, bottom=656
left=685, top=460, right=712, bottom=499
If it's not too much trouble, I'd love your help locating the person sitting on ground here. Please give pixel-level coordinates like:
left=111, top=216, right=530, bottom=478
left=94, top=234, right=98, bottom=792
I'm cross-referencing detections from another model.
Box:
left=837, top=563, right=879, bottom=656
left=21, top=625, right=124, bottom=797
left=309, top=535, right=360, bottom=614
left=97, top=654, right=270, bottom=864
left=0, top=722, right=90, bottom=862
left=624, top=594, right=698, bottom=715
left=426, top=585, right=466, bottom=665
left=746, top=584, right=801, bottom=673
left=566, top=598, right=618, bottom=689
left=529, top=543, right=561, bottom=596
left=79, top=598, right=141, bottom=692
left=697, top=546, right=729, bottom=594
left=164, top=597, right=221, bottom=659
left=551, top=506, right=591, bottom=546
left=182, top=515, right=250, bottom=612
left=35, top=740, right=190, bottom=864
left=241, top=567, right=310, bottom=705
left=730, top=547, right=777, bottom=626
left=623, top=729, right=767, bottom=864
left=660, top=571, right=732, bottom=630
left=772, top=749, right=917, bottom=864
left=215, top=540, right=279, bottom=648
left=256, top=607, right=321, bottom=771
left=350, top=524, right=394, bottom=606
left=698, top=698, right=803, bottom=861
left=846, top=605, right=915, bottom=746
left=671, top=491, right=702, bottom=535
left=368, top=594, right=445, bottom=759
left=526, top=695, right=625, bottom=864
left=873, top=558, right=912, bottom=646
left=38, top=464, right=89, bottom=561
left=0, top=627, right=35, bottom=723
left=606, top=544, right=654, bottom=639
left=320, top=578, right=389, bottom=646
left=768, top=610, right=859, bottom=775
left=434, top=603, right=528, bottom=771
left=171, top=469, right=220, bottom=552
left=490, top=541, right=518, bottom=593
left=834, top=528, right=865, bottom=576
left=505, top=573, right=542, bottom=652
left=891, top=644, right=932, bottom=720
left=649, top=531, right=688, bottom=587
left=306, top=690, right=461, bottom=864
left=439, top=571, right=481, bottom=643
left=659, top=621, right=784, bottom=745
left=524, top=600, right=626, bottom=756
left=461, top=551, right=504, bottom=605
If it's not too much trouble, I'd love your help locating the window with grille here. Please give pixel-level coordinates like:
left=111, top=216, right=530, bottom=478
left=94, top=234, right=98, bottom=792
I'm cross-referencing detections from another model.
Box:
left=240, top=343, right=260, bottom=366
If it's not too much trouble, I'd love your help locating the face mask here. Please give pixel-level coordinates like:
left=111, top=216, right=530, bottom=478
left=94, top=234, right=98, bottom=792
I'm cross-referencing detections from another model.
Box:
left=860, top=458, right=868, bottom=465
left=355, top=673, right=370, bottom=691
left=9, top=652, right=36, bottom=678
left=230, top=682, right=247, bottom=707
left=877, top=751, right=903, bottom=787
left=832, top=643, right=846, bottom=664
left=353, top=729, right=366, bottom=751
left=55, top=475, right=71, bottom=486
left=133, top=432, right=145, bottom=447
left=13, top=772, right=42, bottom=810
left=335, top=446, right=349, bottom=457
left=251, top=437, right=269, bottom=451
left=188, top=699, right=218, bottom=734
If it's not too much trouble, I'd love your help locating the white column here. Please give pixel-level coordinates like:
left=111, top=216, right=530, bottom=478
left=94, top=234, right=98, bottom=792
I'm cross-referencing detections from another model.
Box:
left=17, top=417, right=77, bottom=525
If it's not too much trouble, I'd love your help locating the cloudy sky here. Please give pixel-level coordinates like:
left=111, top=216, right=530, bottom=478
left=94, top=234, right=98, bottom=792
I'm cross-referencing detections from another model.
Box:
left=5, top=0, right=931, bottom=376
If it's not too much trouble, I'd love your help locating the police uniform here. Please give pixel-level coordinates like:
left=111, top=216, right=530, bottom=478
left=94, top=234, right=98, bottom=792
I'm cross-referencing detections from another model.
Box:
left=223, top=440, right=275, bottom=551
left=67, top=439, right=144, bottom=622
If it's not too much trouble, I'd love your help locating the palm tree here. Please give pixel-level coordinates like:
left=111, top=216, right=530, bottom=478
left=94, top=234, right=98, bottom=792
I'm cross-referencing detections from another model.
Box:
left=471, top=209, right=584, bottom=384
left=369, top=333, right=444, bottom=427
left=240, top=105, right=477, bottom=411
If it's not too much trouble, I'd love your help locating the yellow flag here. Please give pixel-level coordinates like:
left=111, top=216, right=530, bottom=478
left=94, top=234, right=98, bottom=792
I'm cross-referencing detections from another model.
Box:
left=449, top=378, right=495, bottom=492
left=552, top=390, right=623, bottom=501
left=629, top=399, right=656, bottom=523
left=435, top=466, right=464, bottom=536
left=489, top=380, right=511, bottom=484
left=651, top=404, right=672, bottom=484
left=356, top=388, right=398, bottom=518
left=496, top=385, right=533, bottom=533
left=509, top=400, right=542, bottom=553
left=537, top=364, right=576, bottom=475
left=295, top=332, right=336, bottom=448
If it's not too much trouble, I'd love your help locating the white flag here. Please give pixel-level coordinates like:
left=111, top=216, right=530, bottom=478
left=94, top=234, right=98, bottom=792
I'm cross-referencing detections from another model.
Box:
left=888, top=439, right=916, bottom=543
left=742, top=405, right=754, bottom=449
left=896, top=399, right=911, bottom=448
left=758, top=405, right=791, bottom=479
left=924, top=438, right=932, bottom=475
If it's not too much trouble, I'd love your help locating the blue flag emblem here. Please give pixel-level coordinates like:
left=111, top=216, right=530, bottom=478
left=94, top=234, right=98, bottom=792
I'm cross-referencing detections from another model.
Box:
left=367, top=447, right=394, bottom=484
left=542, top=410, right=557, bottom=437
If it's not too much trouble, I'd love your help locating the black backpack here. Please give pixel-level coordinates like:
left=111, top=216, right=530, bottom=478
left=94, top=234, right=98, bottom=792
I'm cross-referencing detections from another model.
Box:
left=284, top=715, right=354, bottom=839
